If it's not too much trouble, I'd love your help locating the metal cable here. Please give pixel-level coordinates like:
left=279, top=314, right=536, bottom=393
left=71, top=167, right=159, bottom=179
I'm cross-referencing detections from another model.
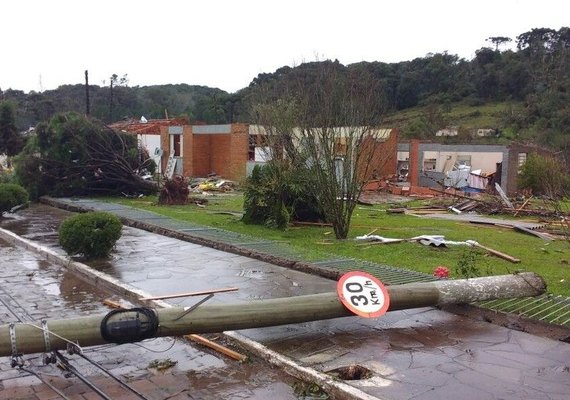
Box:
left=0, top=281, right=120, bottom=399
left=54, top=351, right=113, bottom=400
left=75, top=351, right=152, bottom=400
left=0, top=286, right=35, bottom=322
left=17, top=366, right=71, bottom=400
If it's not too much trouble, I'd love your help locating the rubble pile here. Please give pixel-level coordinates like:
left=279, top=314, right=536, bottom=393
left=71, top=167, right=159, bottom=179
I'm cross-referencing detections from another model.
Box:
left=189, top=177, right=238, bottom=193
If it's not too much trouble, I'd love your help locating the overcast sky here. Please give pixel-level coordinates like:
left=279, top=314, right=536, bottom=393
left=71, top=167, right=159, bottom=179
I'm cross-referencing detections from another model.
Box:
left=1, top=0, right=568, bottom=94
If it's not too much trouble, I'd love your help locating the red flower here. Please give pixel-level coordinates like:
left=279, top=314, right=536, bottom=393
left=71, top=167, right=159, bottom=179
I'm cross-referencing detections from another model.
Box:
left=433, top=266, right=450, bottom=279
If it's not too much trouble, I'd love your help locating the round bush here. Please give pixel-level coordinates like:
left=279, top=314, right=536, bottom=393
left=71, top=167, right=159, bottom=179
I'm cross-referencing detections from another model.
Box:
left=0, top=183, right=29, bottom=214
left=58, top=212, right=122, bottom=259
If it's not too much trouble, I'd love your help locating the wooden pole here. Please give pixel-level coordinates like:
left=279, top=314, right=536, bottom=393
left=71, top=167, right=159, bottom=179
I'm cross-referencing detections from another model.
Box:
left=0, top=273, right=545, bottom=357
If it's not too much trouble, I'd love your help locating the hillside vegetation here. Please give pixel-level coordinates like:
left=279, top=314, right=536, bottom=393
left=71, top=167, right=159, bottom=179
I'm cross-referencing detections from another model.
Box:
left=1, top=27, right=568, bottom=155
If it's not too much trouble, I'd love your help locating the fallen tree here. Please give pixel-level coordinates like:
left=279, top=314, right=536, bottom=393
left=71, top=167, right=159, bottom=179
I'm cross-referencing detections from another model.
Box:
left=15, top=112, right=157, bottom=198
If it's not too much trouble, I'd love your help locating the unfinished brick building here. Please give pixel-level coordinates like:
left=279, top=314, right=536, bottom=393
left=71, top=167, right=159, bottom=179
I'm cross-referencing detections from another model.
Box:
left=113, top=119, right=398, bottom=183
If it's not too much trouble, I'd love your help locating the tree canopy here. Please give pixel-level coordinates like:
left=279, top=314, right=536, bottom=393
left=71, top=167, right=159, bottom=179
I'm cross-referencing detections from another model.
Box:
left=0, top=101, right=24, bottom=159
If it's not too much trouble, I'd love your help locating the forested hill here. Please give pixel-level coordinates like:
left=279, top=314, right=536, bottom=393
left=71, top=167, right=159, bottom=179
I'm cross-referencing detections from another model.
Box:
left=1, top=27, right=568, bottom=151
left=0, top=83, right=228, bottom=130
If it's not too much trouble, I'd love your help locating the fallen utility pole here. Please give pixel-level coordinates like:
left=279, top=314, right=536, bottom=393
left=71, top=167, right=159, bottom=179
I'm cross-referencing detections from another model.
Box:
left=0, top=273, right=545, bottom=357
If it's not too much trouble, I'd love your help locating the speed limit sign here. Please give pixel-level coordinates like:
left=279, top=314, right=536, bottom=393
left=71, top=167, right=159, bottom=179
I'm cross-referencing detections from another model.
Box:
left=337, top=271, right=390, bottom=318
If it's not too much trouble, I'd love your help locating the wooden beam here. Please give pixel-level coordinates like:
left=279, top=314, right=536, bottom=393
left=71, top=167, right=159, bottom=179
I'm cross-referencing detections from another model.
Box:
left=184, top=334, right=247, bottom=362
left=466, top=240, right=521, bottom=263
left=139, top=287, right=239, bottom=301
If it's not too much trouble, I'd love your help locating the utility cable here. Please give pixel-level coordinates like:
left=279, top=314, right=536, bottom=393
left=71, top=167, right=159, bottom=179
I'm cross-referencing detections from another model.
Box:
left=54, top=351, right=113, bottom=400
left=75, top=351, right=152, bottom=400
left=17, top=366, right=71, bottom=400
left=0, top=285, right=118, bottom=400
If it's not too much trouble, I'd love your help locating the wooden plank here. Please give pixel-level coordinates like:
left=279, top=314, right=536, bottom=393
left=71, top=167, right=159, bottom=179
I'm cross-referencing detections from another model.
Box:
left=513, top=196, right=533, bottom=217
left=184, top=334, right=247, bottom=362
left=140, top=287, right=239, bottom=301
left=466, top=240, right=520, bottom=263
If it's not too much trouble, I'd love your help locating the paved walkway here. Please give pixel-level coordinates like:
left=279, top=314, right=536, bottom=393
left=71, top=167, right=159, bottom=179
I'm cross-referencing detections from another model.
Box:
left=2, top=202, right=570, bottom=399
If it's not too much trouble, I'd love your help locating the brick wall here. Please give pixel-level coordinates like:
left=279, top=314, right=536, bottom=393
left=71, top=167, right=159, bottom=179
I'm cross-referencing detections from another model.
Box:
left=181, top=126, right=193, bottom=176
left=190, top=123, right=249, bottom=181
left=192, top=134, right=212, bottom=177
left=359, top=129, right=398, bottom=179
left=408, top=139, right=420, bottom=186
left=227, top=123, right=249, bottom=181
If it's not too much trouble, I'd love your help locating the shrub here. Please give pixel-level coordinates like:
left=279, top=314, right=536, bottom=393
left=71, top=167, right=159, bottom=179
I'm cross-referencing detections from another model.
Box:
left=242, top=164, right=326, bottom=229
left=518, top=153, right=570, bottom=198
left=0, top=183, right=29, bottom=214
left=58, top=212, right=122, bottom=259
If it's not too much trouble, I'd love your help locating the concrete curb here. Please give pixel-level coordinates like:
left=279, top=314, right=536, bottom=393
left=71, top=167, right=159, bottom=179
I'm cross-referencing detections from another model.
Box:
left=0, top=227, right=381, bottom=400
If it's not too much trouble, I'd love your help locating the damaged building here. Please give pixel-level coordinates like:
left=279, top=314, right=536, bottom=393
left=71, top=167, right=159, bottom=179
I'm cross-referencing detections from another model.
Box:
left=398, top=140, right=556, bottom=195
left=112, top=118, right=399, bottom=183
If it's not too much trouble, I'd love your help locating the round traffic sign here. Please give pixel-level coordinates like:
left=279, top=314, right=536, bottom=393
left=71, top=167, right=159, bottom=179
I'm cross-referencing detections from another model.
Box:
left=337, top=271, right=390, bottom=318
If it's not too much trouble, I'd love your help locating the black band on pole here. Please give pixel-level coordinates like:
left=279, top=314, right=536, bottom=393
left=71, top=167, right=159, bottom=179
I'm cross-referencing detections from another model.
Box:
left=100, top=308, right=159, bottom=344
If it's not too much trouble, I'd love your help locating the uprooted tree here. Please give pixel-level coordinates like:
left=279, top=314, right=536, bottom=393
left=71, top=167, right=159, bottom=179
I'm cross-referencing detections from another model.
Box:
left=248, top=60, right=389, bottom=239
left=15, top=112, right=157, bottom=198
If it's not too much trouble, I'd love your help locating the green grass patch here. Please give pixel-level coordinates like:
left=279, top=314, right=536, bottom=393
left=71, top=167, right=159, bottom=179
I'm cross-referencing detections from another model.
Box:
left=105, top=193, right=570, bottom=297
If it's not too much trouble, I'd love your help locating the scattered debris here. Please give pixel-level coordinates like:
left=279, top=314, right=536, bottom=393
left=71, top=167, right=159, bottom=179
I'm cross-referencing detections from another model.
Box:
left=354, top=234, right=521, bottom=263
left=513, top=225, right=554, bottom=241
left=355, top=234, right=406, bottom=245
left=189, top=176, right=238, bottom=193
left=495, top=183, right=514, bottom=209
left=148, top=358, right=177, bottom=372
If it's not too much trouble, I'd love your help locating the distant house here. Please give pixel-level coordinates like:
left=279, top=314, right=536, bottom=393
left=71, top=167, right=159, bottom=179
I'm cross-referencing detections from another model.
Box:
left=398, top=140, right=555, bottom=195
left=435, top=127, right=458, bottom=137
left=475, top=128, right=497, bottom=137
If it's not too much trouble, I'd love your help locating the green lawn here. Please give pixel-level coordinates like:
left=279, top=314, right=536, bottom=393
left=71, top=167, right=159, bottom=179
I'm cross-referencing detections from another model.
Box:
left=106, top=193, right=570, bottom=297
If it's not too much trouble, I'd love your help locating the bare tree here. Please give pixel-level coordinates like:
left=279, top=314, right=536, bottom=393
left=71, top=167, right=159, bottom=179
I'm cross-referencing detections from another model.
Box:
left=251, top=61, right=388, bottom=239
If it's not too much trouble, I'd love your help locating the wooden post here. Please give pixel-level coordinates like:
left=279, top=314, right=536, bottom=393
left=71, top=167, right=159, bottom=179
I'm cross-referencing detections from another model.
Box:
left=0, top=273, right=545, bottom=357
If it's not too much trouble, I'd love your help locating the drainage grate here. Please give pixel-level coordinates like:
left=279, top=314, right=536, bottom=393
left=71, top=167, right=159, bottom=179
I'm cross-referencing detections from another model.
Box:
left=477, top=294, right=570, bottom=328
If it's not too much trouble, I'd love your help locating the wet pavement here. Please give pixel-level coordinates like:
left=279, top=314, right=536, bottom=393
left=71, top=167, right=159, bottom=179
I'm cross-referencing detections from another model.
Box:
left=0, top=236, right=301, bottom=399
left=2, top=203, right=570, bottom=399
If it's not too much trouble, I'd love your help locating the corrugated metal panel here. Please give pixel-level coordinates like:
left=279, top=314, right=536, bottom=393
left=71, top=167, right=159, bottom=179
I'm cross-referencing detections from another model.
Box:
left=192, top=124, right=232, bottom=134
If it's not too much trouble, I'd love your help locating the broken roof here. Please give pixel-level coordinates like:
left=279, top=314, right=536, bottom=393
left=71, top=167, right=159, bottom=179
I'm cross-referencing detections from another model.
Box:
left=110, top=117, right=189, bottom=135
